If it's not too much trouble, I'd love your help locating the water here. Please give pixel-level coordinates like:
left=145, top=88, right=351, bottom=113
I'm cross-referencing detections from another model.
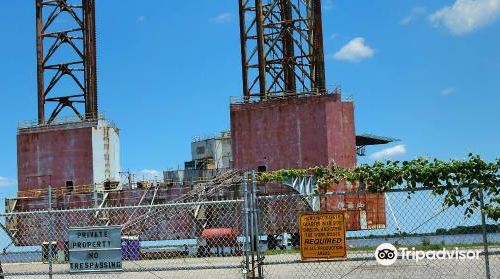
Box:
left=349, top=232, right=500, bottom=248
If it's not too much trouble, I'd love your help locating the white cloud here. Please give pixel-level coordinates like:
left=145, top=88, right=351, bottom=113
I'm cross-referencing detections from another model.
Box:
left=323, top=0, right=333, bottom=11
left=332, top=37, right=375, bottom=62
left=441, top=87, right=456, bottom=95
left=429, top=0, right=500, bottom=35
left=137, top=15, right=146, bottom=23
left=400, top=6, right=426, bottom=26
left=139, top=169, right=163, bottom=180
left=370, top=145, right=407, bottom=160
left=0, top=176, right=16, bottom=187
left=210, top=12, right=234, bottom=24
left=329, top=33, right=338, bottom=40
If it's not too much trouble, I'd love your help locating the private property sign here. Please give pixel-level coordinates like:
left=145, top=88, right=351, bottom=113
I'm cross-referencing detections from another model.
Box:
left=69, top=226, right=123, bottom=273
left=299, top=212, right=347, bottom=260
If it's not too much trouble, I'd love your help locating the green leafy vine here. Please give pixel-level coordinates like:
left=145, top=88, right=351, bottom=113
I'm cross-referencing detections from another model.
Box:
left=257, top=154, right=500, bottom=221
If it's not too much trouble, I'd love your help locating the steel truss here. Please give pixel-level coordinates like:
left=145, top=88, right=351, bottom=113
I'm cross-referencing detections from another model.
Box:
left=238, top=0, right=326, bottom=102
left=36, top=0, right=97, bottom=124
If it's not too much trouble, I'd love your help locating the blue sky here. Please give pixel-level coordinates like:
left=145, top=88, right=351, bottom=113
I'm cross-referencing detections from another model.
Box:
left=0, top=0, right=499, bottom=193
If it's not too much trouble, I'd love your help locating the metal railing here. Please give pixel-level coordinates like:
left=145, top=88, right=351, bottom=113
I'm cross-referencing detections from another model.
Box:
left=229, top=86, right=350, bottom=105
left=17, top=113, right=117, bottom=133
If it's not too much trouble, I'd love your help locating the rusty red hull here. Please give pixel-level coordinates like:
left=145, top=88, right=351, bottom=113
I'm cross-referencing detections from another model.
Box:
left=230, top=94, right=356, bottom=171
left=17, top=126, right=94, bottom=191
left=17, top=119, right=120, bottom=191
left=12, top=186, right=240, bottom=246
left=231, top=94, right=386, bottom=230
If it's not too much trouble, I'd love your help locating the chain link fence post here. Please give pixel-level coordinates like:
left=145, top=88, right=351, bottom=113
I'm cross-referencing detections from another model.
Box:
left=251, top=171, right=264, bottom=279
left=245, top=171, right=265, bottom=279
left=249, top=172, right=257, bottom=278
left=480, top=191, right=491, bottom=279
left=0, top=238, right=3, bottom=279
left=47, top=185, right=53, bottom=279
left=242, top=172, right=250, bottom=278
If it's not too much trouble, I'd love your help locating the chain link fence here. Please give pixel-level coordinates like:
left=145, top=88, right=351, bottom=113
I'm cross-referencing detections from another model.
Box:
left=0, top=198, right=245, bottom=279
left=257, top=190, right=499, bottom=279
left=0, top=175, right=498, bottom=279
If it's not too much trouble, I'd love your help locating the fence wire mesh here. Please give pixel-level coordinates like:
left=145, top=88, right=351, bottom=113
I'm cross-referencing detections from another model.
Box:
left=0, top=181, right=498, bottom=279
left=0, top=199, right=245, bottom=279
left=256, top=190, right=499, bottom=279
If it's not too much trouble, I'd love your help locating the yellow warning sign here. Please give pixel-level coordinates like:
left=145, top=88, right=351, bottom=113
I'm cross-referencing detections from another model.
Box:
left=299, top=212, right=347, bottom=260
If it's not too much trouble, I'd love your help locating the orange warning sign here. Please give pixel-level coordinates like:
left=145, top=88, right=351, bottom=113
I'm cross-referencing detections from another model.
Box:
left=299, top=212, right=347, bottom=260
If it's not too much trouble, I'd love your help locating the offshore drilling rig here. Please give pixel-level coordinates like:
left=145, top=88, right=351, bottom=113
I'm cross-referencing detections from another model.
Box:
left=6, top=0, right=393, bottom=247
left=231, top=0, right=389, bottom=223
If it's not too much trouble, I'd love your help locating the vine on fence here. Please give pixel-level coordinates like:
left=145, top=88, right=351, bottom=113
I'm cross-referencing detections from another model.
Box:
left=258, top=154, right=500, bottom=221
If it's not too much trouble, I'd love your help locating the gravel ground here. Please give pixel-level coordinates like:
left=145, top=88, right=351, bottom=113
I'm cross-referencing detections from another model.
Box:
left=1, top=250, right=499, bottom=279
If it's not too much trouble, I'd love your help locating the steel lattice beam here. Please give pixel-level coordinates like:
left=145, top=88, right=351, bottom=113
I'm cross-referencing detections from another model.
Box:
left=36, top=0, right=98, bottom=125
left=238, top=0, right=326, bottom=102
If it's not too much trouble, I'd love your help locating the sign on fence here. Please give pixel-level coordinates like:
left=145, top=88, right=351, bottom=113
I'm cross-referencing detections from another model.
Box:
left=69, top=226, right=123, bottom=273
left=299, top=212, right=347, bottom=260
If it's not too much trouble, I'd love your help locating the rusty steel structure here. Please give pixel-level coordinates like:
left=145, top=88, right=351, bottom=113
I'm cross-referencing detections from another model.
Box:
left=36, top=0, right=98, bottom=125
left=238, top=0, right=326, bottom=101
